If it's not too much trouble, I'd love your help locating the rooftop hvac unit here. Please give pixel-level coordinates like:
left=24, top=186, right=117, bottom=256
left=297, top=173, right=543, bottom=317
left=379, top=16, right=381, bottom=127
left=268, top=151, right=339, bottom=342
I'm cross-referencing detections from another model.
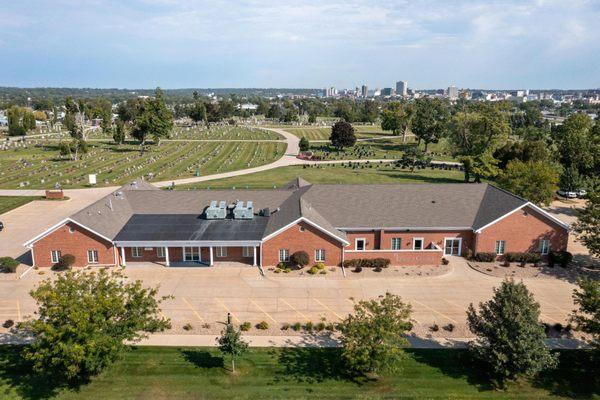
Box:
left=233, top=201, right=254, bottom=219
left=206, top=200, right=227, bottom=219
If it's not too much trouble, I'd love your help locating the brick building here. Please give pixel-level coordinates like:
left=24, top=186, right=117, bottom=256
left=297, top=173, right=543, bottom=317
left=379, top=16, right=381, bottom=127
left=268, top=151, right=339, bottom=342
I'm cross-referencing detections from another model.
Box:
left=24, top=178, right=569, bottom=268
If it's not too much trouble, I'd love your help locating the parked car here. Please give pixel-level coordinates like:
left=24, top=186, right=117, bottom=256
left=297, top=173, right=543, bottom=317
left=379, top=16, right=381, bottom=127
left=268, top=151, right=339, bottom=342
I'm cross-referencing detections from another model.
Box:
left=557, top=189, right=577, bottom=198
left=576, top=189, right=587, bottom=198
left=0, top=221, right=3, bottom=231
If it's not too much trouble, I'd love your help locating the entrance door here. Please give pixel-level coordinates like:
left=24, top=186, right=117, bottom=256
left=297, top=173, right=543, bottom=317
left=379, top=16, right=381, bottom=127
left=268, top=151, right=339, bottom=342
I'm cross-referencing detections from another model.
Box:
left=444, top=238, right=461, bottom=256
left=183, top=246, right=201, bottom=262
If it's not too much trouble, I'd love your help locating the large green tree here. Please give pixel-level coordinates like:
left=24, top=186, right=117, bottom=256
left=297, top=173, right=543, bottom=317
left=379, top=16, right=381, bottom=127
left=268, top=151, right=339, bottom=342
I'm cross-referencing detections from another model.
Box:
left=573, top=191, right=600, bottom=258
left=19, top=269, right=171, bottom=381
left=330, top=120, right=356, bottom=150
left=466, top=279, right=557, bottom=386
left=411, top=98, right=448, bottom=152
left=381, top=101, right=413, bottom=143
left=130, top=87, right=174, bottom=147
left=498, top=160, right=559, bottom=206
left=339, top=292, right=412, bottom=376
left=571, top=278, right=600, bottom=349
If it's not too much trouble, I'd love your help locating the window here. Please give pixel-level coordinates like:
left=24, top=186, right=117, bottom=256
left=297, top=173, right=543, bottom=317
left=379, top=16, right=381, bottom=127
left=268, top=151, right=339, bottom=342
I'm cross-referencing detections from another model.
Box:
left=132, top=247, right=142, bottom=258
left=413, top=238, right=424, bottom=251
left=69, top=227, right=75, bottom=233
left=51, top=250, right=61, bottom=264
left=539, top=240, right=550, bottom=255
left=355, top=238, right=366, bottom=251
left=315, top=249, right=326, bottom=262
left=279, top=249, right=290, bottom=262
left=156, top=247, right=165, bottom=258
left=495, top=240, right=505, bottom=255
left=243, top=246, right=253, bottom=257
left=299, top=226, right=306, bottom=232
left=391, top=238, right=402, bottom=250
left=87, top=250, right=98, bottom=264
left=216, top=247, right=227, bottom=257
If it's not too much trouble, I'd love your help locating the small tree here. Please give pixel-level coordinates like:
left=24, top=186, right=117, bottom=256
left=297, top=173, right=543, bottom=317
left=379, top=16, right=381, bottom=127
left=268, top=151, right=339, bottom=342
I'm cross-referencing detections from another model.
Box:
left=330, top=121, right=356, bottom=150
left=571, top=277, right=599, bottom=349
left=290, top=251, right=309, bottom=267
left=339, top=292, right=412, bottom=376
left=573, top=191, right=600, bottom=258
left=299, top=136, right=310, bottom=152
left=112, top=119, right=126, bottom=145
left=396, top=146, right=431, bottom=172
left=217, top=323, right=248, bottom=372
left=0, top=256, right=19, bottom=273
left=466, top=279, right=557, bottom=386
left=19, top=269, right=171, bottom=381
left=53, top=253, right=75, bottom=271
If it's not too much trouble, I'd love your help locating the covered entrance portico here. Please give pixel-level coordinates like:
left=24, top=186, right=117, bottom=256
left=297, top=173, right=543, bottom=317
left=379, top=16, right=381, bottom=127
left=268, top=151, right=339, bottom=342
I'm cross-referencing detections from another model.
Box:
left=115, top=241, right=262, bottom=267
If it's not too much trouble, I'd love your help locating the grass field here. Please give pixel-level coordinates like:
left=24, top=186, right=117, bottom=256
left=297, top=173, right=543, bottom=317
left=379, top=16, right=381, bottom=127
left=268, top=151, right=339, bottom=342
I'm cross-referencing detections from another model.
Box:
left=284, top=125, right=392, bottom=140
left=86, top=125, right=282, bottom=141
left=0, top=196, right=41, bottom=215
left=0, top=346, right=595, bottom=399
left=0, top=140, right=285, bottom=189
left=177, top=164, right=465, bottom=190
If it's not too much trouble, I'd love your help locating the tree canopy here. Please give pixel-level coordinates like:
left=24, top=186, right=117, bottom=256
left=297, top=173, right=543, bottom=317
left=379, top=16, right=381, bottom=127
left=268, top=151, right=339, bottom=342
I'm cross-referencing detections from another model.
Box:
left=330, top=120, right=356, bottom=150
left=130, top=88, right=174, bottom=145
left=498, top=160, right=559, bottom=206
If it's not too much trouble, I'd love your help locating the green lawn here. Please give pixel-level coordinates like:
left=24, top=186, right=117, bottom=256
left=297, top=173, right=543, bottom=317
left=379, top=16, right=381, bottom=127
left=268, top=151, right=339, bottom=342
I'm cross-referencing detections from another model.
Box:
left=285, top=125, right=393, bottom=140
left=177, top=164, right=465, bottom=190
left=0, top=346, right=595, bottom=399
left=86, top=125, right=282, bottom=141
left=0, top=140, right=286, bottom=189
left=0, top=196, right=41, bottom=215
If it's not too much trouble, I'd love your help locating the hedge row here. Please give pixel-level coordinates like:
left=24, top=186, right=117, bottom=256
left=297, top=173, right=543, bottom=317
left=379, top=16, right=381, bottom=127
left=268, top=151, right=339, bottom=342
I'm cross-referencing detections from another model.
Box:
left=343, top=258, right=390, bottom=269
left=504, top=252, right=542, bottom=263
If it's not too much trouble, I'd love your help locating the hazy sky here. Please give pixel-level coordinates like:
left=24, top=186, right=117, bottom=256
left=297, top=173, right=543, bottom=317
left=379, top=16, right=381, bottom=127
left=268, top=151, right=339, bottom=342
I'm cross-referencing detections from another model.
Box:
left=1, top=0, right=599, bottom=89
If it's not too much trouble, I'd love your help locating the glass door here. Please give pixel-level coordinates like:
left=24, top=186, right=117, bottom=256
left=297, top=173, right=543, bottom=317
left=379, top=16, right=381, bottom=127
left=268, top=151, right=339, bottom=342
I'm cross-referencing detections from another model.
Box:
left=184, top=246, right=200, bottom=262
left=444, top=239, right=461, bottom=256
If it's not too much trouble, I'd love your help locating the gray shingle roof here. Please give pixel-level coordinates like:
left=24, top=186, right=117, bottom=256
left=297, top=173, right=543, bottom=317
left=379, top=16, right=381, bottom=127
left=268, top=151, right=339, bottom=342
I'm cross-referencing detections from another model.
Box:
left=67, top=179, right=530, bottom=244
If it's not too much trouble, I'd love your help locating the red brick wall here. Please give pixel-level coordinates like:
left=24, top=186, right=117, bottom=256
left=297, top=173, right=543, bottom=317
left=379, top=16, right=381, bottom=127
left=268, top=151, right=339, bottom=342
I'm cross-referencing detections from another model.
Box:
left=475, top=205, right=568, bottom=255
left=32, top=222, right=116, bottom=268
left=344, top=250, right=443, bottom=266
left=346, top=230, right=473, bottom=255
left=262, top=221, right=344, bottom=266
left=120, top=246, right=257, bottom=265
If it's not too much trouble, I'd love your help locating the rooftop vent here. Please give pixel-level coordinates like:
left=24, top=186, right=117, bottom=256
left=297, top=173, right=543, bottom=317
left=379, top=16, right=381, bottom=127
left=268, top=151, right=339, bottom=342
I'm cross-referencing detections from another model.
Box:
left=206, top=200, right=227, bottom=219
left=233, top=201, right=254, bottom=220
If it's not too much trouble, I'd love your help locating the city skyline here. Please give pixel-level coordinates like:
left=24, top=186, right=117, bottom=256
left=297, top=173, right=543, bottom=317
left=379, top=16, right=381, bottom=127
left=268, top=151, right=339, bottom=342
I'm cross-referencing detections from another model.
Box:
left=1, top=1, right=599, bottom=89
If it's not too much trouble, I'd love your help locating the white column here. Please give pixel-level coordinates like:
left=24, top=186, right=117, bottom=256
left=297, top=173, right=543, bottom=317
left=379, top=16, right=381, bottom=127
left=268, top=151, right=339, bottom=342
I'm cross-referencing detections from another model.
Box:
left=120, top=247, right=126, bottom=267
left=253, top=246, right=257, bottom=266
left=165, top=246, right=170, bottom=267
left=209, top=246, right=214, bottom=266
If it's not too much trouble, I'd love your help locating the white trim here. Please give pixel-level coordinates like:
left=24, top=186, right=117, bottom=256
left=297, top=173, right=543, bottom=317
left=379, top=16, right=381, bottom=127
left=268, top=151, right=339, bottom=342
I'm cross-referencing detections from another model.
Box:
left=412, top=237, right=425, bottom=251
left=156, top=247, right=165, bottom=258
left=87, top=249, right=99, bottom=264
left=539, top=239, right=550, bottom=255
left=495, top=240, right=506, bottom=255
left=165, top=246, right=170, bottom=267
left=131, top=247, right=142, bottom=258
left=279, top=248, right=290, bottom=262
left=338, top=226, right=472, bottom=231
left=475, top=202, right=570, bottom=233
left=315, top=248, right=326, bottom=262
left=115, top=240, right=262, bottom=247
left=391, top=237, right=402, bottom=251
left=120, top=247, right=126, bottom=266
left=261, top=217, right=349, bottom=245
left=51, top=250, right=61, bottom=264
left=215, top=246, right=227, bottom=258
left=345, top=248, right=443, bottom=253
left=23, top=218, right=113, bottom=247
left=443, top=237, right=462, bottom=256
left=355, top=237, right=366, bottom=251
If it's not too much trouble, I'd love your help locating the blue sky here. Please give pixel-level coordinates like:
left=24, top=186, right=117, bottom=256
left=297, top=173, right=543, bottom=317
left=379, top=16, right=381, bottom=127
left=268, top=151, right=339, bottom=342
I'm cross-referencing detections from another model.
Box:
left=1, top=0, right=599, bottom=89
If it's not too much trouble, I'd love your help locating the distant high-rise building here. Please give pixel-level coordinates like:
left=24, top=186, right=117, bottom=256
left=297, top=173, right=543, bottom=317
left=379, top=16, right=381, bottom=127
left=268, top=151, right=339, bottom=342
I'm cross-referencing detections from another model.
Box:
left=361, top=85, right=368, bottom=97
left=381, top=87, right=393, bottom=96
left=447, top=85, right=459, bottom=100
left=396, top=81, right=408, bottom=97
left=326, top=87, right=338, bottom=97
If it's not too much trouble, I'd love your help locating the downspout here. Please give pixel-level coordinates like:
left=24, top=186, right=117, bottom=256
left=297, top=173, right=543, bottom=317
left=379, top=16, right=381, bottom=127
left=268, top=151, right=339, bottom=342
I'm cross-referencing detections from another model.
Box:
left=341, top=244, right=346, bottom=278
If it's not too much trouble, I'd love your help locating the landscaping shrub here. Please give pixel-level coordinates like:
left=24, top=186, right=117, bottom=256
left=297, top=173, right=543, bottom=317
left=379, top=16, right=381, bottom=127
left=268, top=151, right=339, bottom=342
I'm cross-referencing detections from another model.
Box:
left=353, top=266, right=362, bottom=273
left=315, top=322, right=326, bottom=331
left=441, top=257, right=449, bottom=265
left=276, top=262, right=286, bottom=269
left=549, top=251, right=573, bottom=268
left=319, top=270, right=327, bottom=275
left=183, top=323, right=193, bottom=331
left=504, top=252, right=542, bottom=264
left=53, top=254, right=75, bottom=271
left=344, top=258, right=390, bottom=269
left=256, top=321, right=269, bottom=330
left=430, top=323, right=439, bottom=332
left=3, top=319, right=14, bottom=328
left=443, top=323, right=455, bottom=332
left=304, top=321, right=314, bottom=332
left=240, top=322, right=251, bottom=331
left=290, top=251, right=309, bottom=267
left=314, top=262, right=325, bottom=270
left=307, top=266, right=318, bottom=275
left=0, top=257, right=19, bottom=273
left=281, top=323, right=290, bottom=331
left=473, top=252, right=496, bottom=262
left=291, top=322, right=302, bottom=331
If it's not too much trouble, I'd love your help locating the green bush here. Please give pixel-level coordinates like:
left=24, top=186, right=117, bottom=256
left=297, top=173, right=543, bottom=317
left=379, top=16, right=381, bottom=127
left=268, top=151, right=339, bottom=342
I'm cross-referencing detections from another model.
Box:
left=240, top=322, right=251, bottom=331
left=290, top=251, right=309, bottom=267
left=291, top=322, right=302, bottom=331
left=52, top=254, right=75, bottom=271
left=276, top=262, right=286, bottom=269
left=315, top=322, right=326, bottom=331
left=307, top=266, right=318, bottom=275
left=256, top=321, right=269, bottom=330
left=549, top=251, right=573, bottom=267
left=343, top=258, right=391, bottom=269
left=441, top=258, right=450, bottom=265
left=314, top=262, right=326, bottom=270
left=474, top=252, right=496, bottom=262
left=281, top=323, right=290, bottom=331
left=304, top=321, right=314, bottom=332
left=504, top=252, right=542, bottom=264
left=0, top=257, right=19, bottom=273
left=183, top=323, right=193, bottom=331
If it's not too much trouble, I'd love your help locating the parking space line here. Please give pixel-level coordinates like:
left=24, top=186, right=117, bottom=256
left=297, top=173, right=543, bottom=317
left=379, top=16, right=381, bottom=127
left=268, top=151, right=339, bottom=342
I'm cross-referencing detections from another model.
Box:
left=281, top=298, right=309, bottom=321
left=182, top=297, right=204, bottom=322
left=538, top=299, right=570, bottom=315
left=250, top=299, right=277, bottom=324
left=540, top=313, right=561, bottom=324
left=443, top=298, right=465, bottom=310
left=411, top=299, right=458, bottom=324
left=314, top=298, right=343, bottom=320
left=16, top=300, right=21, bottom=322
left=214, top=297, right=240, bottom=323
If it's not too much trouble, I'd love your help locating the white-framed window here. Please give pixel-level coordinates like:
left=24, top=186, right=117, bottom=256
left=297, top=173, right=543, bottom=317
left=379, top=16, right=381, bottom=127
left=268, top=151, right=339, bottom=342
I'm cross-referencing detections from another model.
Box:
left=355, top=238, right=366, bottom=251
left=51, top=250, right=61, bottom=264
left=279, top=249, right=290, bottom=262
left=315, top=249, right=326, bottom=262
left=495, top=240, right=505, bottom=255
left=391, top=238, right=402, bottom=250
left=156, top=247, right=165, bottom=258
left=539, top=239, right=550, bottom=255
left=216, top=247, right=227, bottom=258
left=413, top=237, right=424, bottom=251
left=243, top=246, right=253, bottom=257
left=132, top=247, right=142, bottom=258
left=69, top=226, right=75, bottom=233
left=87, top=250, right=99, bottom=264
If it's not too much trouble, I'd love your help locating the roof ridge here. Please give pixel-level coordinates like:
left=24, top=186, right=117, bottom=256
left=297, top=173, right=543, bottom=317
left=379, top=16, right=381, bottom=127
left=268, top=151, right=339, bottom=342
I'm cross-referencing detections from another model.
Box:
left=485, top=182, right=530, bottom=203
